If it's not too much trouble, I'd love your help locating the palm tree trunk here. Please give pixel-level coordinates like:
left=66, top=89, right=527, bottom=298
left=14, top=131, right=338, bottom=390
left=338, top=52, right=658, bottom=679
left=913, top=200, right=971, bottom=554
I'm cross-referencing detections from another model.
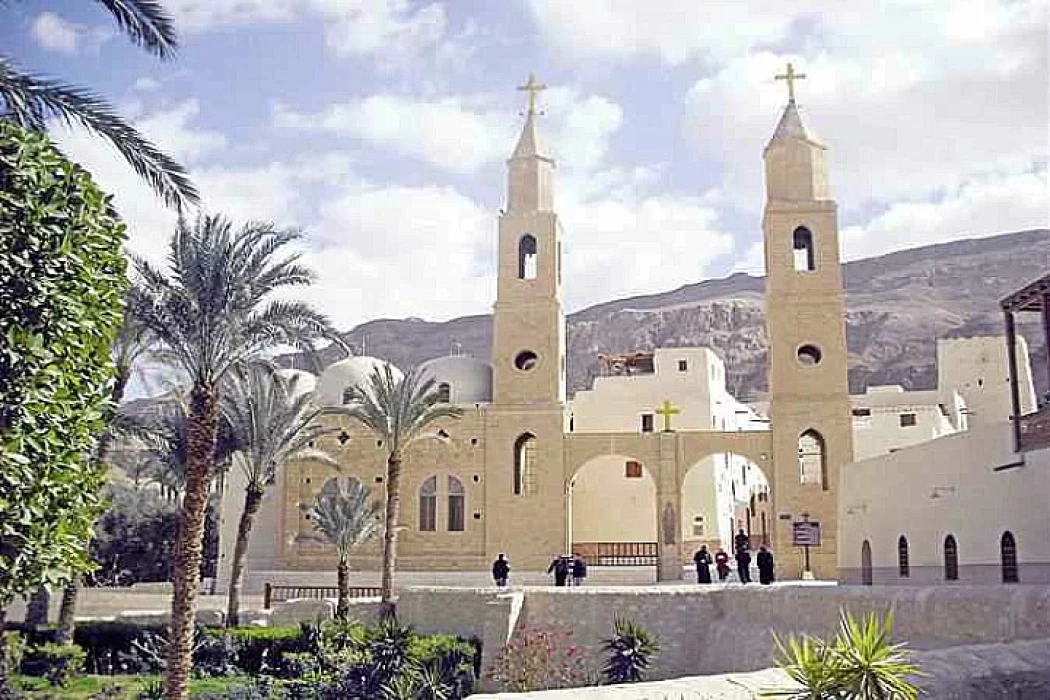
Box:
left=164, top=384, right=218, bottom=700
left=55, top=579, right=79, bottom=645
left=336, top=557, right=350, bottom=621
left=380, top=453, right=402, bottom=605
left=225, top=485, right=264, bottom=627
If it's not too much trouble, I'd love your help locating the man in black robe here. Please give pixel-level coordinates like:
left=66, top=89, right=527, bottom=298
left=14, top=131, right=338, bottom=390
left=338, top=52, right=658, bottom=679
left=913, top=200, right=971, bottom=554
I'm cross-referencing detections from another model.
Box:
left=757, top=546, right=775, bottom=585
left=492, top=553, right=510, bottom=587
left=547, top=555, right=569, bottom=586
left=736, top=548, right=752, bottom=584
left=693, top=545, right=712, bottom=584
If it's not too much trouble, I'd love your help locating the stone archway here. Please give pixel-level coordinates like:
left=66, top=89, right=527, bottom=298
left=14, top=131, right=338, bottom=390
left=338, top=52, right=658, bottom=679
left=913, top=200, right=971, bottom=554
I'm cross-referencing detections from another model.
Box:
left=680, top=451, right=772, bottom=561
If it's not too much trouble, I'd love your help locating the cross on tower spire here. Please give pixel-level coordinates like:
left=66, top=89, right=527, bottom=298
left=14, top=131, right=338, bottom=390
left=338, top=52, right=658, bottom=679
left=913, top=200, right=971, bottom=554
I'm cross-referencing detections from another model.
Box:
left=775, top=62, right=806, bottom=103
left=517, top=73, right=547, bottom=116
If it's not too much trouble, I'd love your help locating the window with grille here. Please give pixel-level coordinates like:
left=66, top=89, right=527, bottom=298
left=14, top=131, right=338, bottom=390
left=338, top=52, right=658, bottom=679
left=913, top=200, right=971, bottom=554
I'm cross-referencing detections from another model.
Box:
left=944, top=534, right=959, bottom=581
left=1001, top=531, right=1018, bottom=583
left=898, top=536, right=909, bottom=577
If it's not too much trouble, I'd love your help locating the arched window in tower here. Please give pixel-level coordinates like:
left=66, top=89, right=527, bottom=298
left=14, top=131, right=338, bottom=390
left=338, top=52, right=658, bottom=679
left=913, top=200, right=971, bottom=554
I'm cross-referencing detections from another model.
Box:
left=513, top=433, right=537, bottom=496
left=898, top=535, right=910, bottom=577
left=518, top=234, right=538, bottom=279
left=341, top=386, right=356, bottom=405
left=418, top=476, right=437, bottom=532
left=436, top=383, right=451, bottom=403
left=447, top=475, right=465, bottom=532
left=944, top=534, right=959, bottom=581
left=1001, top=531, right=1018, bottom=583
left=860, top=540, right=873, bottom=585
left=798, top=429, right=827, bottom=489
left=792, top=227, right=815, bottom=272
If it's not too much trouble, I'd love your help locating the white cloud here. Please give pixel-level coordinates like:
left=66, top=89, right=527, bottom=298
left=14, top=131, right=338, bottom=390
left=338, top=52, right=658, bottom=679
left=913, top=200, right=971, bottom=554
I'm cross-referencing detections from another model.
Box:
left=135, top=100, right=227, bottom=164
left=132, top=77, right=161, bottom=92
left=30, top=12, right=111, bottom=54
left=841, top=166, right=1049, bottom=260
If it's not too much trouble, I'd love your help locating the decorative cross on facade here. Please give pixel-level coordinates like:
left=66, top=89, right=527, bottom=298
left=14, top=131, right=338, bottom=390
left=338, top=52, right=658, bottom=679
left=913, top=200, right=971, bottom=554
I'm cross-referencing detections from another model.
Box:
left=517, top=73, right=547, bottom=116
left=655, top=399, right=681, bottom=432
left=775, top=62, right=806, bottom=103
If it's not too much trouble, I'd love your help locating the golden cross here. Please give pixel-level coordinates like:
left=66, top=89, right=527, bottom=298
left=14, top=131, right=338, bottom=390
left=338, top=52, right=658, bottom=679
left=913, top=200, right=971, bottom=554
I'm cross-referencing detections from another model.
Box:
left=655, top=399, right=681, bottom=433
left=775, top=62, right=806, bottom=103
left=517, top=73, right=547, bottom=116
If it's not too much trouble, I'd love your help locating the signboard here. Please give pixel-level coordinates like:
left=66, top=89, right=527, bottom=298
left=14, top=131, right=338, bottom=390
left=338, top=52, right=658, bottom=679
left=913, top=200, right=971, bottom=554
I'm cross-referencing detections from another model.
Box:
left=792, top=521, right=822, bottom=547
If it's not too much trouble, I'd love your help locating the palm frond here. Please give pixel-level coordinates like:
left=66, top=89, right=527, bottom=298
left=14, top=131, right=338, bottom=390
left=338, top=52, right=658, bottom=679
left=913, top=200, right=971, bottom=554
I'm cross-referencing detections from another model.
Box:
left=305, top=479, right=382, bottom=558
left=92, top=0, right=178, bottom=59
left=0, top=58, right=198, bottom=209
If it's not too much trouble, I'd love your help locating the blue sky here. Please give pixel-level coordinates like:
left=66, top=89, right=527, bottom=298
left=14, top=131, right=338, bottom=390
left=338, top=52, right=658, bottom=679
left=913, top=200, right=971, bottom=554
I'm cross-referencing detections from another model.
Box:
left=4, top=0, right=1047, bottom=331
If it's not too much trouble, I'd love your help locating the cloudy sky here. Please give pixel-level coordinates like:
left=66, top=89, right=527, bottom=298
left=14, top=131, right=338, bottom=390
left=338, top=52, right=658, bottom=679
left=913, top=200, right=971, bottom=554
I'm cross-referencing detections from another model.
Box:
left=4, top=0, right=1047, bottom=331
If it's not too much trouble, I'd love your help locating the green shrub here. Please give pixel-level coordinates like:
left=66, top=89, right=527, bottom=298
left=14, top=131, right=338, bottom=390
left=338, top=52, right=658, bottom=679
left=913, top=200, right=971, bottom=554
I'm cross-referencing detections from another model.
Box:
left=73, top=620, right=166, bottom=674
left=602, top=616, right=659, bottom=684
left=203, top=626, right=312, bottom=676
left=1, top=633, right=24, bottom=677
left=21, top=642, right=86, bottom=687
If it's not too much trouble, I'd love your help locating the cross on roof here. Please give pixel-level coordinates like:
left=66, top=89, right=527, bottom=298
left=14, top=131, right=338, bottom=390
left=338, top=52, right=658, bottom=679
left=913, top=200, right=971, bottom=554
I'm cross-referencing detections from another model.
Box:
left=517, top=73, right=547, bottom=116
left=655, top=399, right=681, bottom=433
left=775, top=62, right=806, bottom=103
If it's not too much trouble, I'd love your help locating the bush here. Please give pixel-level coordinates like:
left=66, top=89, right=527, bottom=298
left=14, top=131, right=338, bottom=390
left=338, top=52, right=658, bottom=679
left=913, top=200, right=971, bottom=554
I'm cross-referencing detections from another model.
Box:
left=73, top=620, right=166, bottom=675
left=487, top=621, right=589, bottom=692
left=21, top=642, right=86, bottom=687
left=1, top=633, right=24, bottom=679
left=601, top=616, right=659, bottom=684
left=202, top=625, right=313, bottom=677
left=88, top=484, right=180, bottom=586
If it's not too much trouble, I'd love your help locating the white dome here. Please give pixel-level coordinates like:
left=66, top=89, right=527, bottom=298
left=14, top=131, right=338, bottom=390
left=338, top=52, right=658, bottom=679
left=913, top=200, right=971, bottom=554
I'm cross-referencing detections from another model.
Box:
left=276, top=369, right=316, bottom=399
left=417, top=355, right=492, bottom=405
left=315, top=356, right=403, bottom=406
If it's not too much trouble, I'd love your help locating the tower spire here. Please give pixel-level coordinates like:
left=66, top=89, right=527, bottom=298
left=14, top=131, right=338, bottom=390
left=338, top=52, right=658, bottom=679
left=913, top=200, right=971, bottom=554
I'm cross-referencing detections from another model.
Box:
left=507, top=72, right=554, bottom=212
left=768, top=62, right=814, bottom=145
left=511, top=73, right=551, bottom=160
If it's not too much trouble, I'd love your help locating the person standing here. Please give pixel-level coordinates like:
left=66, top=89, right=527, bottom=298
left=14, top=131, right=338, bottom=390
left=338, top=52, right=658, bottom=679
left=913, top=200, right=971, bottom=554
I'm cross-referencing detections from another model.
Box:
left=757, top=546, right=775, bottom=585
left=547, top=555, right=569, bottom=586
left=734, top=528, right=750, bottom=557
left=737, top=548, right=752, bottom=584
left=714, top=548, right=731, bottom=582
left=693, top=545, right=712, bottom=584
left=492, top=553, right=510, bottom=587
left=572, top=554, right=588, bottom=587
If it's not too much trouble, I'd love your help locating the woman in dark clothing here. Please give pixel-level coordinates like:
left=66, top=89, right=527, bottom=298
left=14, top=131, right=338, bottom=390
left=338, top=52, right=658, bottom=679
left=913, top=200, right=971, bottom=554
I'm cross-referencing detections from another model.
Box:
left=693, top=545, right=712, bottom=584
left=757, top=546, right=775, bottom=585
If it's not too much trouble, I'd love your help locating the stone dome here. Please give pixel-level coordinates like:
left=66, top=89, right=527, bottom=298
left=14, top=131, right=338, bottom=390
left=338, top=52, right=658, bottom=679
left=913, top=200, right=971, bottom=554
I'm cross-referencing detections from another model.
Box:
left=314, top=356, right=403, bottom=406
left=416, top=355, right=493, bottom=405
left=276, top=369, right=317, bottom=399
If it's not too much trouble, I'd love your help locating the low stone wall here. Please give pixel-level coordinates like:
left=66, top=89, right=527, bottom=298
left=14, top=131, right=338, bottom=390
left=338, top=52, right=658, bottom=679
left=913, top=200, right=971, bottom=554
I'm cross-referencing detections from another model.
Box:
left=467, top=638, right=1050, bottom=699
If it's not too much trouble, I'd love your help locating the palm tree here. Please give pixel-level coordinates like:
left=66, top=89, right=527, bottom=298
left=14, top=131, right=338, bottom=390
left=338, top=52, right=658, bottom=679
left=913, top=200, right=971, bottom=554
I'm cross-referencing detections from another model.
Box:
left=56, top=289, right=156, bottom=644
left=131, top=215, right=338, bottom=699
left=221, top=364, right=338, bottom=626
left=344, top=366, right=463, bottom=605
left=303, top=478, right=381, bottom=620
left=1, top=0, right=197, bottom=208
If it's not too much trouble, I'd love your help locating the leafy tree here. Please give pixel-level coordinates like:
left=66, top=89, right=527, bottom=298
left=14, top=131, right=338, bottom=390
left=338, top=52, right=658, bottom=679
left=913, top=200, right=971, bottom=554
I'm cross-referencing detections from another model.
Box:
left=0, top=0, right=197, bottom=208
left=0, top=122, right=126, bottom=691
left=344, top=367, right=463, bottom=605
left=88, top=483, right=179, bottom=586
left=601, top=616, right=659, bottom=684
left=763, top=609, right=922, bottom=699
left=131, top=215, right=338, bottom=699
left=303, top=479, right=381, bottom=620
left=222, top=364, right=338, bottom=626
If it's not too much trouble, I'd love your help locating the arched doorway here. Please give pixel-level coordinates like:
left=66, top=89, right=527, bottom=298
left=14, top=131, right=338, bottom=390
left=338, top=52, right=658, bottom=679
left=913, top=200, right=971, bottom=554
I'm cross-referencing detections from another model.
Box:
left=569, top=454, right=657, bottom=567
left=860, top=540, right=873, bottom=585
left=681, top=453, right=771, bottom=559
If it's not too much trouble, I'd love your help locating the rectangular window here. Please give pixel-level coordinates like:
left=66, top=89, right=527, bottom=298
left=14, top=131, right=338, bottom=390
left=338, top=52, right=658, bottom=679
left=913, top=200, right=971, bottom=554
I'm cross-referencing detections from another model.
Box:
left=419, top=496, right=436, bottom=532
left=852, top=408, right=871, bottom=417
left=625, top=461, right=643, bottom=479
left=678, top=360, right=688, bottom=372
left=447, top=494, right=464, bottom=532
left=899, top=413, right=917, bottom=427
left=641, top=414, right=654, bottom=433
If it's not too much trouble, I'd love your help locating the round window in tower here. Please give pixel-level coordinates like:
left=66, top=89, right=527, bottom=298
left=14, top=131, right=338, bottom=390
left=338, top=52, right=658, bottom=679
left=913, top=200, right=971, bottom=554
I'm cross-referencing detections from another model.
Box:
left=797, top=344, right=822, bottom=366
left=514, top=350, right=539, bottom=371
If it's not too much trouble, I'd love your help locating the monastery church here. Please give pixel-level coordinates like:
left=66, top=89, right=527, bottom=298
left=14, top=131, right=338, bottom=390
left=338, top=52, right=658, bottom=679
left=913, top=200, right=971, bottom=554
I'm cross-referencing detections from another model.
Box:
left=217, top=71, right=1050, bottom=592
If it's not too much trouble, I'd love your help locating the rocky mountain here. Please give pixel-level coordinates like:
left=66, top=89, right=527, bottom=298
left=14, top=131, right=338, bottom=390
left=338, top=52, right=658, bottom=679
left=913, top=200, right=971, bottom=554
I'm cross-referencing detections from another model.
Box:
left=294, top=229, right=1049, bottom=401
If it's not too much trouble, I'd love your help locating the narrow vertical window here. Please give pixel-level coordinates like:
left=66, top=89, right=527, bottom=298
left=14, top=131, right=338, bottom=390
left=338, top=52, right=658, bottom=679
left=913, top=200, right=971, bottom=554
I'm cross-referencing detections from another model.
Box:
left=447, top=476, right=465, bottom=532
left=436, top=382, right=451, bottom=403
left=898, top=536, right=910, bottom=577
left=944, top=534, right=959, bottom=581
left=798, top=429, right=827, bottom=489
left=419, top=476, right=437, bottom=531
left=792, top=227, right=815, bottom=272
left=861, top=540, right=873, bottom=585
left=640, top=414, right=654, bottom=433
left=518, top=234, right=538, bottom=279
left=513, top=433, right=537, bottom=496
left=1001, top=531, right=1018, bottom=583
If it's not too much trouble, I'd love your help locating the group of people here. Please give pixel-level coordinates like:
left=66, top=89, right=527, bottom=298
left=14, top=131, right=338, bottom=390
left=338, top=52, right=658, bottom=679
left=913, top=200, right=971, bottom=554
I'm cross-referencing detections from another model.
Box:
left=693, top=529, right=775, bottom=585
left=490, top=553, right=590, bottom=587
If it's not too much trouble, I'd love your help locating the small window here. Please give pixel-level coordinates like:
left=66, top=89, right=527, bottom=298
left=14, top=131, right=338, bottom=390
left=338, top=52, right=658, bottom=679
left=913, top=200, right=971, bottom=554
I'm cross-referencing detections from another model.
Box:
left=436, top=383, right=451, bottom=403
left=447, top=476, right=465, bottom=532
left=625, top=461, right=643, bottom=478
left=678, top=360, right=688, bottom=372
left=514, top=351, right=538, bottom=371
left=798, top=429, right=827, bottom=489
left=419, top=476, right=437, bottom=532
left=641, top=414, right=654, bottom=433
left=861, top=540, right=873, bottom=585
left=944, top=534, right=959, bottom=581
left=797, top=345, right=822, bottom=366
left=852, top=408, right=872, bottom=417
left=513, top=433, right=537, bottom=496
left=898, top=536, right=909, bottom=577
left=518, top=234, right=538, bottom=279
left=792, top=227, right=815, bottom=272
left=1001, top=531, right=1018, bottom=583
left=337, top=430, right=351, bottom=445
left=899, top=413, right=917, bottom=427
left=341, top=386, right=355, bottom=405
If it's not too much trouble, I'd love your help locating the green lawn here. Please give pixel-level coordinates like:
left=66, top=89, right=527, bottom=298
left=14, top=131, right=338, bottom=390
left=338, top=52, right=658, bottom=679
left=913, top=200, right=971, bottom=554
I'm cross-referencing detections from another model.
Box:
left=16, top=675, right=250, bottom=698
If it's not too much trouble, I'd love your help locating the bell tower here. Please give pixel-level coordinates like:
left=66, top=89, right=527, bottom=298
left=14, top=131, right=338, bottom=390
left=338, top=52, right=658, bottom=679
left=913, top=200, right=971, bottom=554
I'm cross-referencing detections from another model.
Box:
left=491, top=74, right=566, bottom=406
left=763, top=64, right=853, bottom=579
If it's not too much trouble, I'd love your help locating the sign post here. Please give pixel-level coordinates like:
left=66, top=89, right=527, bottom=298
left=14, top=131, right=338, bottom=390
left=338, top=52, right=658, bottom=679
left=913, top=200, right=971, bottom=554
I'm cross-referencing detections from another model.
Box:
left=792, top=513, right=821, bottom=580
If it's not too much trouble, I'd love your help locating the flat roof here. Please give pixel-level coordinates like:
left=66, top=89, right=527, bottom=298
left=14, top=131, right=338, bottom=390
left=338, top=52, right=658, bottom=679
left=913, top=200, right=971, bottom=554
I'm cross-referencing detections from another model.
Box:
left=1000, top=273, right=1050, bottom=313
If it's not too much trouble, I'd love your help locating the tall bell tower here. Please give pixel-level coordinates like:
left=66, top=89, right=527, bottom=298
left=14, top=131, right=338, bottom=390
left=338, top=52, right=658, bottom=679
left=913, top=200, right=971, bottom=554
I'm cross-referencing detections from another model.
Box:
left=763, top=64, right=853, bottom=579
left=491, top=74, right=566, bottom=406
